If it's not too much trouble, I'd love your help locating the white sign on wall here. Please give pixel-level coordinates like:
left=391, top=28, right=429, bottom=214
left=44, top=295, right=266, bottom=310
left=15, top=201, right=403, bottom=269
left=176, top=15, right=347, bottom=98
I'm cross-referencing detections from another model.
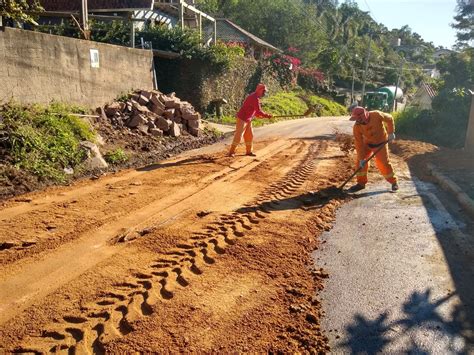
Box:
left=90, top=49, right=100, bottom=68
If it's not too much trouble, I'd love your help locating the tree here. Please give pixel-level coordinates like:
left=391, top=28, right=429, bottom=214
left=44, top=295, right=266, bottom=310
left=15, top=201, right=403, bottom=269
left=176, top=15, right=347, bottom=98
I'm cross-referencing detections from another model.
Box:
left=452, top=0, right=474, bottom=48
left=0, top=0, right=43, bottom=25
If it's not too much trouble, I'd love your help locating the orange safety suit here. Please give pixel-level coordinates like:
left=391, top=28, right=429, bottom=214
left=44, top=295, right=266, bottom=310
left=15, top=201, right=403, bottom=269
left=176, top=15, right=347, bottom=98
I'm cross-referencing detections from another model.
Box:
left=353, top=110, right=397, bottom=186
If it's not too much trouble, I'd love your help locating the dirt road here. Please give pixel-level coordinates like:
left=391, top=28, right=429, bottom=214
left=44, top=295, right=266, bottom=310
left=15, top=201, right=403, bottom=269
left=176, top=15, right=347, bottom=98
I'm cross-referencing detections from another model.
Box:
left=0, top=117, right=356, bottom=353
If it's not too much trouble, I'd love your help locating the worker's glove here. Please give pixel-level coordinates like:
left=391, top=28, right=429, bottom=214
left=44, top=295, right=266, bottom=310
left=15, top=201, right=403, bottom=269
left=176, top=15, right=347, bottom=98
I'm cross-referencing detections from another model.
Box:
left=388, top=133, right=396, bottom=142
left=359, top=160, right=366, bottom=169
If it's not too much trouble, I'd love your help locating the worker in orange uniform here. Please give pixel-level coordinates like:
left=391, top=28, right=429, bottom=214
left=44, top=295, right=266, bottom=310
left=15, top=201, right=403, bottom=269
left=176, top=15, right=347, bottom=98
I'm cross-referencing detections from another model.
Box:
left=348, top=106, right=399, bottom=192
left=228, top=84, right=273, bottom=157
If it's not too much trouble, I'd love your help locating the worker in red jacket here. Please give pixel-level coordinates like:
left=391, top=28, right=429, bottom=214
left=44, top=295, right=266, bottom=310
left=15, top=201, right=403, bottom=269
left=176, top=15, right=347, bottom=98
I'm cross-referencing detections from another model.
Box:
left=349, top=106, right=399, bottom=192
left=228, top=84, right=273, bottom=157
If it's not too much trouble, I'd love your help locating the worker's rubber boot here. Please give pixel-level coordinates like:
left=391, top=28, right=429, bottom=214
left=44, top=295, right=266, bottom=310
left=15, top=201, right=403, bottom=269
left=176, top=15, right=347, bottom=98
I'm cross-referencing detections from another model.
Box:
left=246, top=152, right=257, bottom=157
left=347, top=183, right=365, bottom=193
left=391, top=183, right=399, bottom=192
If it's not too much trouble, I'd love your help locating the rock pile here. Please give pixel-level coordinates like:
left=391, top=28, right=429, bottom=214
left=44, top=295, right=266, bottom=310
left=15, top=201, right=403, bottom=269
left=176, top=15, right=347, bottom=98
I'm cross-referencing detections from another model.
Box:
left=99, top=90, right=202, bottom=137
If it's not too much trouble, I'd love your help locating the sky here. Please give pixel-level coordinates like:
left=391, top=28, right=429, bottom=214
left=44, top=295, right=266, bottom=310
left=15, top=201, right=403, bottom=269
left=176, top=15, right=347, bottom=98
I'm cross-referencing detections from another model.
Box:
left=354, top=0, right=459, bottom=49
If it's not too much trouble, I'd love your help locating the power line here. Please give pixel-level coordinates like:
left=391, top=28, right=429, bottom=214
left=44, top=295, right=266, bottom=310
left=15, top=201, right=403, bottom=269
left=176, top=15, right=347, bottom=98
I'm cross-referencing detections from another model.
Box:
left=362, top=0, right=379, bottom=24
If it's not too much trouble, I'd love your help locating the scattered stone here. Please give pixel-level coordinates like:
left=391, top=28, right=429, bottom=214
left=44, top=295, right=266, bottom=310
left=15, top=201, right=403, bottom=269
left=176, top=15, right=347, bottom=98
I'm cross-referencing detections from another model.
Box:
left=150, top=128, right=164, bottom=137
left=197, top=210, right=212, bottom=218
left=137, top=124, right=149, bottom=135
left=169, top=122, right=181, bottom=137
left=99, top=89, right=203, bottom=137
left=155, top=117, right=172, bottom=131
left=80, top=141, right=108, bottom=170
left=127, top=113, right=148, bottom=128
left=105, top=102, right=121, bottom=116
left=306, top=313, right=318, bottom=324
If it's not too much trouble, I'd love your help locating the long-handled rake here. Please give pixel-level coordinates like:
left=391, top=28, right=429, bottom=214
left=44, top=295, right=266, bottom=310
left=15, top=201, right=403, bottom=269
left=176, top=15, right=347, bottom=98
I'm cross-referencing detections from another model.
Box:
left=271, top=104, right=319, bottom=119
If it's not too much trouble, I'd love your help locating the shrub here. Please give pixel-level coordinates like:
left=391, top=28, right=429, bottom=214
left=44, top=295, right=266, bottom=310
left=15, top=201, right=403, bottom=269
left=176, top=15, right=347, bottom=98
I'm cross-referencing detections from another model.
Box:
left=394, top=89, right=470, bottom=148
left=104, top=148, right=129, bottom=165
left=139, top=27, right=241, bottom=71
left=0, top=103, right=95, bottom=182
left=297, top=67, right=326, bottom=94
left=263, top=53, right=301, bottom=88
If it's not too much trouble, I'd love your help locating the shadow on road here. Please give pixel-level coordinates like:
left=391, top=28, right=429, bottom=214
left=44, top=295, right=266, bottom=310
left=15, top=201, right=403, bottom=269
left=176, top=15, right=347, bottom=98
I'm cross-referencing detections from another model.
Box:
left=136, top=156, right=216, bottom=172
left=338, top=289, right=469, bottom=354
left=404, top=150, right=474, bottom=349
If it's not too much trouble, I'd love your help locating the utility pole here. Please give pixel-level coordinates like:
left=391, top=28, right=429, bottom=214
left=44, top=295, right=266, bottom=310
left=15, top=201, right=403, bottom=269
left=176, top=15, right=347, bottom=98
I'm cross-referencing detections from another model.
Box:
left=465, top=90, right=474, bottom=152
left=361, top=33, right=372, bottom=104
left=393, top=60, right=404, bottom=111
left=351, top=66, right=355, bottom=103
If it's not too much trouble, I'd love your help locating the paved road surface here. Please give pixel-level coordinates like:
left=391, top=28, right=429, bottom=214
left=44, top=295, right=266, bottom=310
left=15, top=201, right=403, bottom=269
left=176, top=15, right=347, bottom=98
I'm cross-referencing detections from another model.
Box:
left=315, top=171, right=473, bottom=353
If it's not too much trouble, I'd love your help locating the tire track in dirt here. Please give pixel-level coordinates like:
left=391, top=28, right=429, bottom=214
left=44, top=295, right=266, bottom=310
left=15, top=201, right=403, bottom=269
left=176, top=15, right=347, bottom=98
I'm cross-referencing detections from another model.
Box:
left=15, top=141, right=326, bottom=354
left=0, top=140, right=300, bottom=326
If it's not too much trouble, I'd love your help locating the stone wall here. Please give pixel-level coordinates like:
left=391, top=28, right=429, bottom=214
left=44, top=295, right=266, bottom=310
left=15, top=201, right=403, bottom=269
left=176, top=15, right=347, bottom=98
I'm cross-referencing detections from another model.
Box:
left=0, top=27, right=154, bottom=108
left=154, top=56, right=282, bottom=116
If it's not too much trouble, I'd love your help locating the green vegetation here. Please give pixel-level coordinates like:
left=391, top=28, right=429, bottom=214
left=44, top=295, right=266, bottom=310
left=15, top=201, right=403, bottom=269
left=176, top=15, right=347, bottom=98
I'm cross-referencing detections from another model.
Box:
left=391, top=0, right=473, bottom=148
left=0, top=103, right=95, bottom=182
left=36, top=21, right=244, bottom=71
left=261, top=92, right=308, bottom=116
left=207, top=91, right=346, bottom=127
left=195, top=0, right=434, bottom=91
left=104, top=148, right=129, bottom=165
left=0, top=0, right=43, bottom=25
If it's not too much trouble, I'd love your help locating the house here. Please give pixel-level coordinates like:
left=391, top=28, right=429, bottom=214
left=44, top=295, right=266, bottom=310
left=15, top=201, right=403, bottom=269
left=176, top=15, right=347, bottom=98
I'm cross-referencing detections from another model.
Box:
left=433, top=48, right=454, bottom=61
left=422, top=64, right=440, bottom=79
left=206, top=19, right=281, bottom=58
left=410, top=82, right=437, bottom=110
left=31, top=0, right=216, bottom=46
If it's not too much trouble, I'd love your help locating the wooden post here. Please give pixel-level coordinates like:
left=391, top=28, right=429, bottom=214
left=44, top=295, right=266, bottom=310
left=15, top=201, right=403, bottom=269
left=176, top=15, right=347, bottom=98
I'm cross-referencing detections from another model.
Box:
left=465, top=90, right=474, bottom=152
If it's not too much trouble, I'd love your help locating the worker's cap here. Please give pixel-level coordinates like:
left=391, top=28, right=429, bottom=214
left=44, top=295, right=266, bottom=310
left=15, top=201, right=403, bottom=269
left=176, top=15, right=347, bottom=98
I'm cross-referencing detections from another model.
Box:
left=256, top=83, right=267, bottom=92
left=350, top=106, right=369, bottom=122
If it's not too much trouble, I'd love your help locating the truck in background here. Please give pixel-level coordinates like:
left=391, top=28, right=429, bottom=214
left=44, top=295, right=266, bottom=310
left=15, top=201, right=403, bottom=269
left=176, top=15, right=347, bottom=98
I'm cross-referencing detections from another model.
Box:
left=363, top=86, right=404, bottom=112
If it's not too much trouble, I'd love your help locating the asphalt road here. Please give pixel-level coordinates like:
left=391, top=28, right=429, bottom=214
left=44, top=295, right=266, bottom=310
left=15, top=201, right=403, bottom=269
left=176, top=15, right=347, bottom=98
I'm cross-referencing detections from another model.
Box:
left=203, top=117, right=473, bottom=352
left=314, top=176, right=473, bottom=353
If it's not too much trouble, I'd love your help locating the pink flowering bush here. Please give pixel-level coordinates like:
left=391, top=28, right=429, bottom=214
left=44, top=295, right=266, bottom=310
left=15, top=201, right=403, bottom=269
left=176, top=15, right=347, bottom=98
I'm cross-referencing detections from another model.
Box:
left=297, top=67, right=326, bottom=93
left=264, top=52, right=301, bottom=88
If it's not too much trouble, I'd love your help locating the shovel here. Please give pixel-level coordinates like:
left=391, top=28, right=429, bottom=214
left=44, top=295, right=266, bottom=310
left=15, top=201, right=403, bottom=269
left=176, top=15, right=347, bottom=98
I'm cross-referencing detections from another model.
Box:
left=338, top=141, right=389, bottom=191
left=306, top=141, right=390, bottom=201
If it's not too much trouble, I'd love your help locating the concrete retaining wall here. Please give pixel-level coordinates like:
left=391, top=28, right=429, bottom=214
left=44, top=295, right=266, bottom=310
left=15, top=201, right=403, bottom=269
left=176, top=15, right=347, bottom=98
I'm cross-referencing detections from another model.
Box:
left=154, top=56, right=283, bottom=114
left=0, top=27, right=154, bottom=108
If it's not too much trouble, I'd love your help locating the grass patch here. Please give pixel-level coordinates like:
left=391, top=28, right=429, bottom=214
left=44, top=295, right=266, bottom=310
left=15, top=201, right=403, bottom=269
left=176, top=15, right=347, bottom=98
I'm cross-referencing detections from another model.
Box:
left=0, top=102, right=96, bottom=182
left=206, top=91, right=347, bottom=127
left=104, top=148, right=129, bottom=165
